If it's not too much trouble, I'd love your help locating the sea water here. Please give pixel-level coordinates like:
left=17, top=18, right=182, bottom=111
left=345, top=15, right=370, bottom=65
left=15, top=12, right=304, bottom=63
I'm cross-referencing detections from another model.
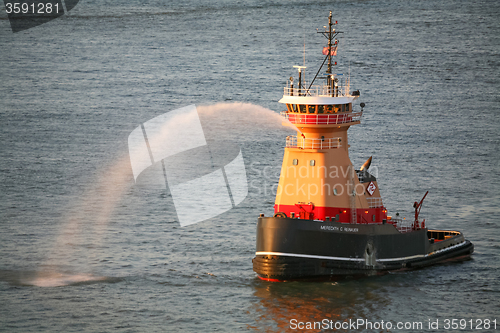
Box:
left=0, top=0, right=499, bottom=331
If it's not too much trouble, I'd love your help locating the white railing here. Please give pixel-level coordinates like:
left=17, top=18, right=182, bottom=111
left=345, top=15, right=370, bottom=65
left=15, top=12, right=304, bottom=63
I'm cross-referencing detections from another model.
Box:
left=281, top=111, right=363, bottom=125
left=389, top=218, right=413, bottom=233
left=366, top=197, right=383, bottom=208
left=286, top=135, right=342, bottom=149
left=284, top=84, right=350, bottom=97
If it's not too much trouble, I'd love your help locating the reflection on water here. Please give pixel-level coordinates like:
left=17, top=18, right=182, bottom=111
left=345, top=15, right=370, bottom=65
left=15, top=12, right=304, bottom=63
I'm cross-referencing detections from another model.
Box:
left=0, top=270, right=122, bottom=287
left=248, top=278, right=392, bottom=332
left=24, top=272, right=107, bottom=287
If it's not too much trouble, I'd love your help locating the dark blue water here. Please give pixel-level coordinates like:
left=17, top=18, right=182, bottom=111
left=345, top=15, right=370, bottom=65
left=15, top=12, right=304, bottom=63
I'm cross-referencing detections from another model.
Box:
left=1, top=0, right=499, bottom=331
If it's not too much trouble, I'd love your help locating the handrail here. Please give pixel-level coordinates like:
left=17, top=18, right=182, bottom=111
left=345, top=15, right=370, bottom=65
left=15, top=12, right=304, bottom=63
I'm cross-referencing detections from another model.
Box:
left=284, top=84, right=350, bottom=97
left=286, top=135, right=342, bottom=149
left=366, top=198, right=383, bottom=208
left=281, top=111, right=362, bottom=125
left=389, top=217, right=414, bottom=233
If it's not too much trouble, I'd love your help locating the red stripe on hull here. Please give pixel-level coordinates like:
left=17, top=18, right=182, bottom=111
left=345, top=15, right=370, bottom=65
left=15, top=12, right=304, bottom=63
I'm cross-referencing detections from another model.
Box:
left=257, top=274, right=375, bottom=283
left=257, top=276, right=286, bottom=282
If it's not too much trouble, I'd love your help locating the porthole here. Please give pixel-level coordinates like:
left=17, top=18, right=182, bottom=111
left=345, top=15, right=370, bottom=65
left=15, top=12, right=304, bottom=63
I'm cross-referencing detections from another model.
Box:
left=310, top=160, right=315, bottom=166
left=292, top=159, right=298, bottom=165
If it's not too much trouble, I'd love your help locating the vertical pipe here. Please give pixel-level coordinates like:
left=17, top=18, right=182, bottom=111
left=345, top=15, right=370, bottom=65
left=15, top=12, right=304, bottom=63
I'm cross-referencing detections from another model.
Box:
left=298, top=69, right=302, bottom=96
left=330, top=75, right=334, bottom=97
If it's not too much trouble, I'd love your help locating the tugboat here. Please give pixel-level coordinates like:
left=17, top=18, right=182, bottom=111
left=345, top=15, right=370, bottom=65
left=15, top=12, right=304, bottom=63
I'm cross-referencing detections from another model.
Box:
left=252, top=12, right=474, bottom=282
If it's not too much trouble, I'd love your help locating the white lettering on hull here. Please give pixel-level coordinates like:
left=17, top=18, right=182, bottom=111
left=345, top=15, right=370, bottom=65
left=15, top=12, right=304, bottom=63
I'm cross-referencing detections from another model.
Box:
left=320, top=225, right=359, bottom=233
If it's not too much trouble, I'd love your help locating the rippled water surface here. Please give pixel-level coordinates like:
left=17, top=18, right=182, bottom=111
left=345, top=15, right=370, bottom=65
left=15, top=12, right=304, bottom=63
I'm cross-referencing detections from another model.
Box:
left=1, top=0, right=499, bottom=331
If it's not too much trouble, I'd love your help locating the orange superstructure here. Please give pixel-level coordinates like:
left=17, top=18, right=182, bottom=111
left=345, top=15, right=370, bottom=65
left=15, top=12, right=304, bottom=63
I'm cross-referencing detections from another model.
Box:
left=274, top=12, right=387, bottom=225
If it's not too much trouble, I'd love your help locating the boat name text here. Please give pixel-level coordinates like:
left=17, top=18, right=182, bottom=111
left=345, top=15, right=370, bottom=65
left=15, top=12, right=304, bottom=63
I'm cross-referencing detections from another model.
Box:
left=320, top=225, right=359, bottom=232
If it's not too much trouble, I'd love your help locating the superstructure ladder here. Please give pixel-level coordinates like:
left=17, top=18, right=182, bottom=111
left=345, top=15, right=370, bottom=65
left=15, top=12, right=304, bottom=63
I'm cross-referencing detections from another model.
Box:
left=350, top=164, right=357, bottom=224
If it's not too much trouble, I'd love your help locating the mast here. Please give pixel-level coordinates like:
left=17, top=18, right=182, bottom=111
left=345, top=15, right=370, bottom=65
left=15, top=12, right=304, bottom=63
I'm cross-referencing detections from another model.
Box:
left=312, top=11, right=341, bottom=96
left=326, top=11, right=333, bottom=75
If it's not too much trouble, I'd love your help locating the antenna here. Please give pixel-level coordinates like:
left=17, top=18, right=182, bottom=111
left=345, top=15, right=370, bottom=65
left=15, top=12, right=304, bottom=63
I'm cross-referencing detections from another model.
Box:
left=348, top=60, right=351, bottom=93
left=303, top=33, right=306, bottom=67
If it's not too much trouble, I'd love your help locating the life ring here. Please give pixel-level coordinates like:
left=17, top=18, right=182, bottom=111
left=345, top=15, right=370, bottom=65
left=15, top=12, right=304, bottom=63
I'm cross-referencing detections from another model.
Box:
left=274, top=212, right=287, bottom=218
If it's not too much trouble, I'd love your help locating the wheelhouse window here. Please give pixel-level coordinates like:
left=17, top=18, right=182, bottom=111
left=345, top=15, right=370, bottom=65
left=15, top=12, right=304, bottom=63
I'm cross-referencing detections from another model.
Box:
left=289, top=104, right=350, bottom=114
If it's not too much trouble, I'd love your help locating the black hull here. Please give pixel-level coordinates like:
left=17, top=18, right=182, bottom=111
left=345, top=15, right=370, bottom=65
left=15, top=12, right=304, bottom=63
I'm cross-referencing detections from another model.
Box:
left=252, top=217, right=474, bottom=281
